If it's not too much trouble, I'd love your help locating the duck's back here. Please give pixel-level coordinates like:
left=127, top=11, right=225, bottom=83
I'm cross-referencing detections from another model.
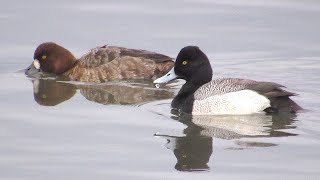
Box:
left=194, top=78, right=260, bottom=99
left=64, top=45, right=174, bottom=82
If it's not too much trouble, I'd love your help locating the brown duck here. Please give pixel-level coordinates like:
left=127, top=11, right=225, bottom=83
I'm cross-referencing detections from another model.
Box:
left=25, top=42, right=174, bottom=83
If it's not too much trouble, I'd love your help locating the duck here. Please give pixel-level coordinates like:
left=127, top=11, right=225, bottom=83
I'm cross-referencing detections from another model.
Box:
left=154, top=46, right=302, bottom=115
left=25, top=42, right=174, bottom=83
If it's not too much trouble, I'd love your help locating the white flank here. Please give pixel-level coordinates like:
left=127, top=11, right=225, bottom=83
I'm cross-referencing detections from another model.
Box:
left=192, top=90, right=270, bottom=115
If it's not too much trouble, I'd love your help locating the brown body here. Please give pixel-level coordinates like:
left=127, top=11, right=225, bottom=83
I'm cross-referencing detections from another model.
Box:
left=64, top=45, right=174, bottom=82
left=27, top=42, right=174, bottom=83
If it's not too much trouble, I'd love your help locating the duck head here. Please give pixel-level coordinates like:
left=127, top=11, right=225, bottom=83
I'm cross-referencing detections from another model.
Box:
left=26, top=42, right=77, bottom=75
left=154, top=46, right=213, bottom=86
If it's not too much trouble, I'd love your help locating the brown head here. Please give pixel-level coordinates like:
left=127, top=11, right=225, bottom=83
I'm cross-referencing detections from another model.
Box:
left=33, top=42, right=77, bottom=74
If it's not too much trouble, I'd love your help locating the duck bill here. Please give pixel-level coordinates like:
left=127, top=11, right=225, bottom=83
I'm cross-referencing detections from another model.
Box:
left=25, top=59, right=41, bottom=76
left=153, top=67, right=178, bottom=84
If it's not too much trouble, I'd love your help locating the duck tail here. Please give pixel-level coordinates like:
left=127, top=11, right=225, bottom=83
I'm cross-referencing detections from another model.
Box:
left=266, top=96, right=303, bottom=113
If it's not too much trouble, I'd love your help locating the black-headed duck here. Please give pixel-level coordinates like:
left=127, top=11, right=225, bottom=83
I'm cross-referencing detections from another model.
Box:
left=25, top=42, right=174, bottom=82
left=154, top=46, right=302, bottom=115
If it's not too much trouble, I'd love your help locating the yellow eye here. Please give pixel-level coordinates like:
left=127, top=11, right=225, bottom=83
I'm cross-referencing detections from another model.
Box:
left=182, top=60, right=187, bottom=65
left=42, top=55, right=47, bottom=60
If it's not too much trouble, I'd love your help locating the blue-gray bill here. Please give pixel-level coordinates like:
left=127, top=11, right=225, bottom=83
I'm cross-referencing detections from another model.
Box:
left=25, top=63, right=40, bottom=76
left=153, top=67, right=177, bottom=84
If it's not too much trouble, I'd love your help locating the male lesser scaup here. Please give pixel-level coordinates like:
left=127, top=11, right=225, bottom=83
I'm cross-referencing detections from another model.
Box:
left=154, top=46, right=302, bottom=115
left=25, top=42, right=174, bottom=82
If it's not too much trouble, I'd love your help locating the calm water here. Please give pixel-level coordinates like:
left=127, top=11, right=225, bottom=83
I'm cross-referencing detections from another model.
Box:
left=1, top=0, right=320, bottom=179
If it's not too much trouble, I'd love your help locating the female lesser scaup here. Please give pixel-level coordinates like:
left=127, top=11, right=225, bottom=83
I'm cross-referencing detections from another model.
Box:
left=25, top=42, right=174, bottom=82
left=154, top=46, right=302, bottom=115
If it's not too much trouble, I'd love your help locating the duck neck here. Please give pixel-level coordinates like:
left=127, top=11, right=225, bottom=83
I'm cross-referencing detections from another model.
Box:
left=62, top=60, right=78, bottom=76
left=173, top=77, right=211, bottom=111
left=171, top=82, right=197, bottom=112
left=172, top=69, right=212, bottom=114
left=64, top=57, right=78, bottom=73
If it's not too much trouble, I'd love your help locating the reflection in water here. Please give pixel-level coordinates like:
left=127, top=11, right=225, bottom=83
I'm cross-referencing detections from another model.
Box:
left=30, top=78, right=298, bottom=172
left=158, top=123, right=212, bottom=171
left=30, top=79, right=174, bottom=106
left=79, top=83, right=173, bottom=105
left=32, top=79, right=77, bottom=106
left=157, top=111, right=297, bottom=171
left=186, top=113, right=297, bottom=139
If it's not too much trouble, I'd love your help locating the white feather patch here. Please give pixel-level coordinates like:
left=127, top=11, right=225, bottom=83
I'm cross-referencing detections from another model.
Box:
left=33, top=59, right=40, bottom=70
left=192, top=90, right=270, bottom=115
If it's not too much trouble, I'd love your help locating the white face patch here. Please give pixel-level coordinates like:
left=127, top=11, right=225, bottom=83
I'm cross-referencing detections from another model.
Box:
left=33, top=59, right=40, bottom=70
left=192, top=90, right=271, bottom=115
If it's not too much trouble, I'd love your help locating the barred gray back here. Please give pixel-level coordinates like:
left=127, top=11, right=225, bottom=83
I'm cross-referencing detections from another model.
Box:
left=194, top=78, right=257, bottom=100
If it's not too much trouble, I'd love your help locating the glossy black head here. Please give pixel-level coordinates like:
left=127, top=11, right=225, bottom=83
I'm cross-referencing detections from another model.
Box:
left=174, top=46, right=213, bottom=85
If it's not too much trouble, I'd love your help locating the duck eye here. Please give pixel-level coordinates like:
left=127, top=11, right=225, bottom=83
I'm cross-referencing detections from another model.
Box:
left=182, top=60, right=187, bottom=65
left=42, top=55, right=47, bottom=60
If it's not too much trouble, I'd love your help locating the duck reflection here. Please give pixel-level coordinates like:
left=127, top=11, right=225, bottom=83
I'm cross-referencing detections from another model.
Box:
left=156, top=111, right=297, bottom=171
left=79, top=82, right=173, bottom=105
left=186, top=113, right=297, bottom=139
left=32, top=79, right=77, bottom=106
left=159, top=122, right=212, bottom=171
left=30, top=79, right=173, bottom=106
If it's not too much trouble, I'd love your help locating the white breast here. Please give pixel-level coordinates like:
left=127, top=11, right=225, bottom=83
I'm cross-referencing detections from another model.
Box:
left=192, top=90, right=270, bottom=115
